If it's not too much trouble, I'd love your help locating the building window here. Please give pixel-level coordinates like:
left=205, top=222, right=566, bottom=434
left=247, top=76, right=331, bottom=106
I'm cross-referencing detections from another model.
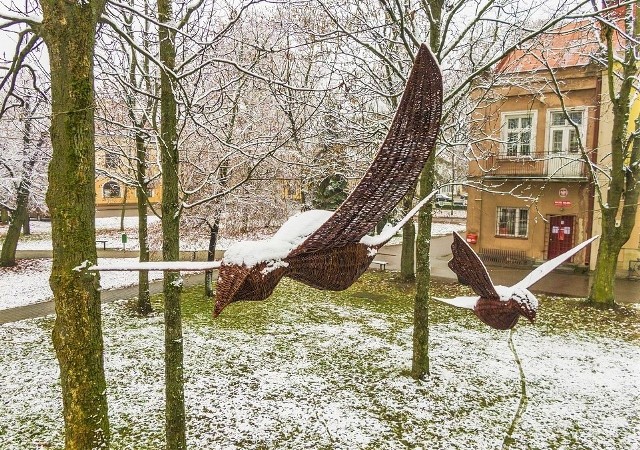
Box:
left=497, top=207, right=528, bottom=237
left=548, top=110, right=584, bottom=154
left=502, top=112, right=535, bottom=158
left=103, top=181, right=122, bottom=198
left=105, top=151, right=119, bottom=169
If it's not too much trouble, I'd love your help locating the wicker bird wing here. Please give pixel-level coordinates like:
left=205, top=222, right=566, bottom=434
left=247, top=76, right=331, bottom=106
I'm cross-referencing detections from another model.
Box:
left=448, top=232, right=499, bottom=299
left=290, top=44, right=442, bottom=257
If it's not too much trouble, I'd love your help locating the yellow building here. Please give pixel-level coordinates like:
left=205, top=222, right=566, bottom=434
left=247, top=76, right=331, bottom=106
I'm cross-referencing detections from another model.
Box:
left=467, top=20, right=623, bottom=270
left=95, top=145, right=162, bottom=213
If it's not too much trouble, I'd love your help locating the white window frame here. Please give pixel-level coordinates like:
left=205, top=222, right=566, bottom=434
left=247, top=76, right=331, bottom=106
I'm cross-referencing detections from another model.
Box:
left=546, top=108, right=587, bottom=155
left=500, top=110, right=537, bottom=159
left=496, top=207, right=529, bottom=237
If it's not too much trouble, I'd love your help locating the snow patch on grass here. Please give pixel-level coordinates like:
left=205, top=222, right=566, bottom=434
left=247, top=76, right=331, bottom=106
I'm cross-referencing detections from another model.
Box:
left=0, top=276, right=638, bottom=449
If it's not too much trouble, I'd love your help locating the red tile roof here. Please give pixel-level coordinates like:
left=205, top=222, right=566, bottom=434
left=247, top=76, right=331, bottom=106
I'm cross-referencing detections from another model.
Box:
left=496, top=20, right=604, bottom=74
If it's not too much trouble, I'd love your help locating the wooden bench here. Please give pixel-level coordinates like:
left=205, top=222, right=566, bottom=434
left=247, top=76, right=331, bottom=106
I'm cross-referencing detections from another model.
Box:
left=372, top=260, right=388, bottom=271
left=96, top=239, right=108, bottom=250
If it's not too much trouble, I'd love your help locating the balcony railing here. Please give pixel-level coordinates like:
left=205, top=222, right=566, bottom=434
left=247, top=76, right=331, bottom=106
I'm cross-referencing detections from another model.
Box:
left=481, top=153, right=588, bottom=179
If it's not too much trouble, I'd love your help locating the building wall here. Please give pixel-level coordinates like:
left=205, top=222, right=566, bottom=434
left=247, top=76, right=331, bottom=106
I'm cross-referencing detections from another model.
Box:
left=467, top=182, right=591, bottom=264
left=95, top=175, right=162, bottom=210
left=590, top=69, right=640, bottom=272
left=468, top=67, right=598, bottom=266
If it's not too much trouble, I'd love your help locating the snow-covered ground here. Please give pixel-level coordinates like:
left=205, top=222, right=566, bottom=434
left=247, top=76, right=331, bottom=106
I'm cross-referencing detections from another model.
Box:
left=0, top=215, right=466, bottom=311
left=0, top=277, right=637, bottom=449
left=0, top=258, right=165, bottom=310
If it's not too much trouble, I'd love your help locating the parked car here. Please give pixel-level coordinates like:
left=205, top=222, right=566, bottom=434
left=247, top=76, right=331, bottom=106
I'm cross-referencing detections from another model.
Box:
left=453, top=193, right=468, bottom=208
left=434, top=193, right=452, bottom=207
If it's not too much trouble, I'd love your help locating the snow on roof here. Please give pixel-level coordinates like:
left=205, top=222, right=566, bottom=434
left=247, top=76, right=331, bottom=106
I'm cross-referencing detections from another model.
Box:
left=222, top=210, right=334, bottom=267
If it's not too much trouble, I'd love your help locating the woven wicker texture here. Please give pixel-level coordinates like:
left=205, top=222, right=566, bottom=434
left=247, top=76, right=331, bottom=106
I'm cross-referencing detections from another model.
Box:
left=448, top=232, right=499, bottom=299
left=214, top=243, right=374, bottom=316
left=214, top=44, right=442, bottom=317
left=447, top=232, right=535, bottom=330
left=289, top=43, right=442, bottom=257
left=473, top=299, right=522, bottom=330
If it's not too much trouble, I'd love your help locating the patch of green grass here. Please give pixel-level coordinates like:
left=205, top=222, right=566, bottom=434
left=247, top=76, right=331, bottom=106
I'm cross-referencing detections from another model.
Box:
left=147, top=272, right=639, bottom=341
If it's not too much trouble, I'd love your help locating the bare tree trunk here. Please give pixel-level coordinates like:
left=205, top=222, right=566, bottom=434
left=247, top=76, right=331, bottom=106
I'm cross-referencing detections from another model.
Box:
left=22, top=215, right=30, bottom=235
left=158, top=0, right=186, bottom=446
left=136, top=135, right=152, bottom=315
left=400, top=192, right=415, bottom=281
left=120, top=185, right=128, bottom=232
left=411, top=0, right=442, bottom=380
left=1, top=101, right=36, bottom=266
left=40, top=0, right=110, bottom=446
left=0, top=176, right=30, bottom=266
left=412, top=155, right=435, bottom=380
left=205, top=220, right=219, bottom=297
left=588, top=11, right=640, bottom=306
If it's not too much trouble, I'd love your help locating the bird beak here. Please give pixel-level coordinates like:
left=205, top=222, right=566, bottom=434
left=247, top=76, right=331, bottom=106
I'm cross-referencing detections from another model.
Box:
left=214, top=264, right=250, bottom=318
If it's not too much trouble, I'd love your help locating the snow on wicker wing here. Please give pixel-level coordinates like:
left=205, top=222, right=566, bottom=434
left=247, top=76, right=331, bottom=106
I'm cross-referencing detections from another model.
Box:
left=214, top=44, right=443, bottom=317
left=436, top=232, right=598, bottom=330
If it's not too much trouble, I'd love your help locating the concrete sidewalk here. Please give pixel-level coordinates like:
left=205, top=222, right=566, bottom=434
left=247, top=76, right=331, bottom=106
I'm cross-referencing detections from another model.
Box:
left=0, top=273, right=206, bottom=325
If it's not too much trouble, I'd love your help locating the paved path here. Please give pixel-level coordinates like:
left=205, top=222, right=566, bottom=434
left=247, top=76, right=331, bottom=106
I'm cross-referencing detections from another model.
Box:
left=3, top=234, right=639, bottom=325
left=0, top=273, right=206, bottom=325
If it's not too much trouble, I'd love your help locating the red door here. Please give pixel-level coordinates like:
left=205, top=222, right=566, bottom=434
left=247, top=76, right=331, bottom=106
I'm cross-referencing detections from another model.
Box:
left=548, top=216, right=575, bottom=259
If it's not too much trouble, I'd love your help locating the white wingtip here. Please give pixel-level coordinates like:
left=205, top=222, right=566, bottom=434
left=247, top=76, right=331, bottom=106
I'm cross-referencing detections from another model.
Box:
left=513, top=235, right=599, bottom=290
left=88, top=261, right=222, bottom=272
left=432, top=296, right=478, bottom=310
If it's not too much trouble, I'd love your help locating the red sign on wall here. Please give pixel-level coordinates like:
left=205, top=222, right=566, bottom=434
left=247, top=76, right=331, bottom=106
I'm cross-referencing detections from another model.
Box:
left=554, top=200, right=572, bottom=207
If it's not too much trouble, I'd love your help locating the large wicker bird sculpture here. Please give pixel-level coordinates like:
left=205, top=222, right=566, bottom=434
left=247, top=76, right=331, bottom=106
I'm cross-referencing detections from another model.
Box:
left=88, top=44, right=442, bottom=318
left=213, top=44, right=442, bottom=316
left=435, top=232, right=598, bottom=330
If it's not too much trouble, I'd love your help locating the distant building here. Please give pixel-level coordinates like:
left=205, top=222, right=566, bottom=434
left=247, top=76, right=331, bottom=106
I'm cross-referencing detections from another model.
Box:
left=95, top=138, right=162, bottom=213
left=466, top=19, right=639, bottom=272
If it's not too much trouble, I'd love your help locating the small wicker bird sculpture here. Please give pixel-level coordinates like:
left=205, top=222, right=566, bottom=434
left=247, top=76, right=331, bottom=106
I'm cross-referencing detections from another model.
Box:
left=214, top=44, right=442, bottom=317
left=435, top=232, right=598, bottom=330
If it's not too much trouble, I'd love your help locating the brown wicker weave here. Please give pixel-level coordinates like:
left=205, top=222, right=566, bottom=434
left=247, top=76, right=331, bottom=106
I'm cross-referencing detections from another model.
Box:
left=447, top=232, right=536, bottom=330
left=214, top=44, right=442, bottom=317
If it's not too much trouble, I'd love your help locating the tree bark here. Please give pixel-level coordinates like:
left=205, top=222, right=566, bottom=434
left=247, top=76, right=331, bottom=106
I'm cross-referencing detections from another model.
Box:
left=588, top=12, right=640, bottom=306
left=589, top=235, right=618, bottom=305
left=120, top=185, right=128, bottom=232
left=136, top=134, right=152, bottom=315
left=205, top=220, right=219, bottom=297
left=0, top=177, right=30, bottom=267
left=158, top=0, right=186, bottom=445
left=412, top=0, right=442, bottom=380
left=1, top=100, right=37, bottom=266
left=22, top=215, right=30, bottom=235
left=40, top=0, right=110, bottom=447
left=412, top=154, right=435, bottom=380
left=400, top=192, right=416, bottom=281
